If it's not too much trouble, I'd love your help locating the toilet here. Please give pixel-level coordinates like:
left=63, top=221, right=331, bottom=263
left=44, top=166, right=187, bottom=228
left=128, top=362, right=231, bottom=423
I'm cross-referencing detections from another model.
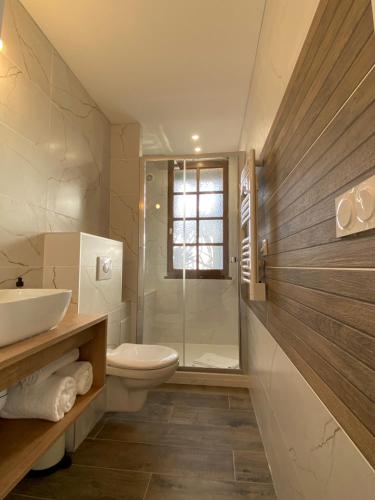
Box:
left=106, top=343, right=179, bottom=412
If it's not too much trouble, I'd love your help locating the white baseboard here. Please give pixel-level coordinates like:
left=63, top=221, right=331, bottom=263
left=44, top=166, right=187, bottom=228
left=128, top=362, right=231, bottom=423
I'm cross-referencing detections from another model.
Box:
left=167, top=370, right=252, bottom=388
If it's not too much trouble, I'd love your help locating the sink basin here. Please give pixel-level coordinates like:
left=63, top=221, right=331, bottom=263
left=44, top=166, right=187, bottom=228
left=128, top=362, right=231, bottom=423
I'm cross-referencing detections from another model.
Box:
left=0, top=289, right=72, bottom=348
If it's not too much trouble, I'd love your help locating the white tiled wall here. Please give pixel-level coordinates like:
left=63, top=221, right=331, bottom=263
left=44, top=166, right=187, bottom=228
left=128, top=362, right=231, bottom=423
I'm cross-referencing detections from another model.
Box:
left=246, top=306, right=375, bottom=500
left=0, top=0, right=110, bottom=291
left=109, top=123, right=141, bottom=342
left=43, top=232, right=130, bottom=347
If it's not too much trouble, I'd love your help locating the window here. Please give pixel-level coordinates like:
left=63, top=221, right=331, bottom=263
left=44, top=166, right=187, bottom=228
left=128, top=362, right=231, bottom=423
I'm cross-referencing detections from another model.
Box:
left=167, top=159, right=229, bottom=279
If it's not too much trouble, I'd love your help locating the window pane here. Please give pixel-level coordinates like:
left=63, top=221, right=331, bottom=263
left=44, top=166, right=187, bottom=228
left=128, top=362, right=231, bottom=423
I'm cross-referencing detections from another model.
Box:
left=199, top=168, right=223, bottom=192
left=199, top=193, right=223, bottom=217
left=173, top=246, right=197, bottom=269
left=174, top=169, right=197, bottom=193
left=199, top=219, right=223, bottom=243
left=174, top=220, right=197, bottom=244
left=174, top=194, right=197, bottom=218
left=199, top=245, right=223, bottom=270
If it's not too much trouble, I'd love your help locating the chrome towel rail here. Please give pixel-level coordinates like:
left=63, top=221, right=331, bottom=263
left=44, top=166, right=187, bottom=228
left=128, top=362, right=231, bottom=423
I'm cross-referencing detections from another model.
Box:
left=239, top=149, right=266, bottom=301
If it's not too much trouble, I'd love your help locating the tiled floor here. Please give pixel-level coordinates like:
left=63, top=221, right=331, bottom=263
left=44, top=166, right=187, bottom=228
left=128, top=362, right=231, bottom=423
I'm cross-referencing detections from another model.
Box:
left=8, top=385, right=276, bottom=500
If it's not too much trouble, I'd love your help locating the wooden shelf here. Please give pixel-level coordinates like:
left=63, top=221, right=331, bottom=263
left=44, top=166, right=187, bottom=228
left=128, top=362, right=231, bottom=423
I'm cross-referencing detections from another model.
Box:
left=0, top=313, right=107, bottom=392
left=0, top=387, right=103, bottom=496
left=0, top=313, right=108, bottom=498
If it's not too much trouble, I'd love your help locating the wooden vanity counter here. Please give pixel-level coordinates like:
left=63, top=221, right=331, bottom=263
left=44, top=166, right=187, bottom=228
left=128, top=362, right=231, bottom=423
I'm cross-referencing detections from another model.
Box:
left=0, top=312, right=107, bottom=498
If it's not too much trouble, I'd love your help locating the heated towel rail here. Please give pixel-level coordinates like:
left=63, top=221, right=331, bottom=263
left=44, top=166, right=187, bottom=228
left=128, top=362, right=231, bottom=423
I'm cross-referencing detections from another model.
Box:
left=240, top=149, right=266, bottom=301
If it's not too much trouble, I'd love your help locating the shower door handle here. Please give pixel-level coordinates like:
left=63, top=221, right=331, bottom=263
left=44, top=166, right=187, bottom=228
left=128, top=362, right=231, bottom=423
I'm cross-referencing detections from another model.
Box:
left=230, top=256, right=238, bottom=264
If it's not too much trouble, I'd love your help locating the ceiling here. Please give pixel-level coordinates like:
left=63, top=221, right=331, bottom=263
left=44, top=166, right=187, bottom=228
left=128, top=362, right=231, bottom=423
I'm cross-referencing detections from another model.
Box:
left=22, top=0, right=265, bottom=155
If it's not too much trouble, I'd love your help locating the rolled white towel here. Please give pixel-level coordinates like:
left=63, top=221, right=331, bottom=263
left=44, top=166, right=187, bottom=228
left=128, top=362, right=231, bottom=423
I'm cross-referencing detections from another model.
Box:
left=0, top=375, right=77, bottom=422
left=55, top=361, right=93, bottom=395
left=21, top=349, right=80, bottom=386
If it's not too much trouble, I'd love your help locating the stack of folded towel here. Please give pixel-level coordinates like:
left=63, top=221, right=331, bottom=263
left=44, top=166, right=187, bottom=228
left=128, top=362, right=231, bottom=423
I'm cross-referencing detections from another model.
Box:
left=0, top=349, right=94, bottom=422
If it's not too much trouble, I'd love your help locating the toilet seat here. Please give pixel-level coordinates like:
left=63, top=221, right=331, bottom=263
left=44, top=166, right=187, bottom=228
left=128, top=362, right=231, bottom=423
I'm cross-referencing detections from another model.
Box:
left=107, top=343, right=179, bottom=370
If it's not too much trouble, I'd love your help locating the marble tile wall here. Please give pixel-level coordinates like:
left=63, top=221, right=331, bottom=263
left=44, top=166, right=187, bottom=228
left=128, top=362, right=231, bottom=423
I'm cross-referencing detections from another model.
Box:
left=109, top=123, right=141, bottom=342
left=246, top=306, right=375, bottom=500
left=143, top=159, right=239, bottom=347
left=43, top=232, right=130, bottom=347
left=0, top=0, right=110, bottom=291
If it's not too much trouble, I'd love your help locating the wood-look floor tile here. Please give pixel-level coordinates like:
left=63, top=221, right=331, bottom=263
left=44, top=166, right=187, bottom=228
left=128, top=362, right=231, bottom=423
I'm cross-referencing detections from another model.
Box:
left=10, top=464, right=150, bottom=500
left=226, top=388, right=250, bottom=396
left=170, top=406, right=257, bottom=428
left=147, top=390, right=229, bottom=409
left=197, top=408, right=257, bottom=428
left=156, top=384, right=230, bottom=395
left=97, top=420, right=264, bottom=452
left=145, top=475, right=277, bottom=500
left=106, top=403, right=173, bottom=423
left=73, top=439, right=234, bottom=481
left=7, top=495, right=47, bottom=499
left=229, top=394, right=253, bottom=410
left=234, top=451, right=272, bottom=483
left=169, top=406, right=198, bottom=425
left=87, top=418, right=106, bottom=438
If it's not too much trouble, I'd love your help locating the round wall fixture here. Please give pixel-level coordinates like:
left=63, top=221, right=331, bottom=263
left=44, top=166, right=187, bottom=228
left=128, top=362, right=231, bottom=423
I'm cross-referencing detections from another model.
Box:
left=336, top=197, right=353, bottom=229
left=146, top=173, right=154, bottom=182
left=355, top=186, right=374, bottom=222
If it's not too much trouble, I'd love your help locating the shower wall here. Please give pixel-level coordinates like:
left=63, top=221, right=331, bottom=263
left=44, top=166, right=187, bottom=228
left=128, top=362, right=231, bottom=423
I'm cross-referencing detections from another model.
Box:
left=143, top=159, right=239, bottom=350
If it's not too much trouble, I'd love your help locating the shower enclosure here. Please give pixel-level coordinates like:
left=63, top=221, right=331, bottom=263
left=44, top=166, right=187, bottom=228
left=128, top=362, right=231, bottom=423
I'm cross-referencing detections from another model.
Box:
left=138, top=155, right=240, bottom=370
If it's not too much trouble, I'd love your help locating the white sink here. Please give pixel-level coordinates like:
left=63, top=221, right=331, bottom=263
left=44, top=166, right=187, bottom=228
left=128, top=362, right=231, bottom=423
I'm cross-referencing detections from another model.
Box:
left=0, top=289, right=72, bottom=348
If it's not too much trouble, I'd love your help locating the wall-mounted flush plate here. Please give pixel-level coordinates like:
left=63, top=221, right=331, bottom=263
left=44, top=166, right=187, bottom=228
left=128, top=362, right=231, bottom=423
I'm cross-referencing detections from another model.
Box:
left=335, top=174, right=375, bottom=237
left=96, top=256, right=112, bottom=280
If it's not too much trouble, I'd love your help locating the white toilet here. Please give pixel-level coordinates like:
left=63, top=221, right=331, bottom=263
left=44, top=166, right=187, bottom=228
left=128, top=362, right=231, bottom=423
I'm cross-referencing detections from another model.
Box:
left=106, top=343, right=179, bottom=412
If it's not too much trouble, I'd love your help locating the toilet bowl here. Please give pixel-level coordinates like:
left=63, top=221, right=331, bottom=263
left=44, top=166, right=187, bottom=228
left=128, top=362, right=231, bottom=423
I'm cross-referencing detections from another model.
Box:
left=106, top=343, right=179, bottom=412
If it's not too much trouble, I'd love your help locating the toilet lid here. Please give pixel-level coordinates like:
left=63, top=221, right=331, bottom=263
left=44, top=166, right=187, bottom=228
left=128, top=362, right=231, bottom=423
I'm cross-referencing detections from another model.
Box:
left=107, top=343, right=179, bottom=370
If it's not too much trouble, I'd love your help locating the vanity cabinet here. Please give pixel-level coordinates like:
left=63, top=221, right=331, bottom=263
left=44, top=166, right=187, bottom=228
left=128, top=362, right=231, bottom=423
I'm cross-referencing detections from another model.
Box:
left=0, top=313, right=107, bottom=498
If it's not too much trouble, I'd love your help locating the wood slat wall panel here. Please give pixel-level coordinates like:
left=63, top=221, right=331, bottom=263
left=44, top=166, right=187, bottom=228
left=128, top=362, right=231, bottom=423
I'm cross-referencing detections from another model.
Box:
left=262, top=0, right=372, bottom=201
left=268, top=290, right=375, bottom=401
left=266, top=267, right=375, bottom=303
left=262, top=72, right=375, bottom=237
left=266, top=278, right=375, bottom=340
left=246, top=0, right=375, bottom=467
left=265, top=301, right=375, bottom=467
left=259, top=0, right=351, bottom=165
left=263, top=2, right=374, bottom=195
left=267, top=233, right=375, bottom=268
left=275, top=15, right=374, bottom=184
left=267, top=301, right=375, bottom=433
left=263, top=81, right=375, bottom=220
left=267, top=286, right=375, bottom=371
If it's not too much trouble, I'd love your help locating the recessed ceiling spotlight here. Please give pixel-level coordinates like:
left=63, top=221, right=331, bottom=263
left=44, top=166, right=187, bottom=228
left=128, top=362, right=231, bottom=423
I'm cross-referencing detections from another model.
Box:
left=192, top=134, right=199, bottom=141
left=194, top=147, right=202, bottom=153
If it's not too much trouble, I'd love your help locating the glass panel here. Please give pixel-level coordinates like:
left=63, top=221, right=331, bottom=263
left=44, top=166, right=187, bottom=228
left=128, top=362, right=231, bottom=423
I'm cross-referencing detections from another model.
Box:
left=173, top=194, right=197, bottom=218
left=199, top=168, right=223, bottom=192
left=199, top=219, right=223, bottom=243
left=144, top=161, right=184, bottom=366
left=173, top=220, right=197, bottom=244
left=198, top=245, right=223, bottom=270
left=173, top=246, right=197, bottom=269
left=199, top=193, right=223, bottom=217
left=174, top=169, right=197, bottom=193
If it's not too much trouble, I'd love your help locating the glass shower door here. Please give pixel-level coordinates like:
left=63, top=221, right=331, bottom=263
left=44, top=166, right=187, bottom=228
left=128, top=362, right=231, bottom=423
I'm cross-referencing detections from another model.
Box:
left=142, top=157, right=240, bottom=369
left=142, top=160, right=185, bottom=361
